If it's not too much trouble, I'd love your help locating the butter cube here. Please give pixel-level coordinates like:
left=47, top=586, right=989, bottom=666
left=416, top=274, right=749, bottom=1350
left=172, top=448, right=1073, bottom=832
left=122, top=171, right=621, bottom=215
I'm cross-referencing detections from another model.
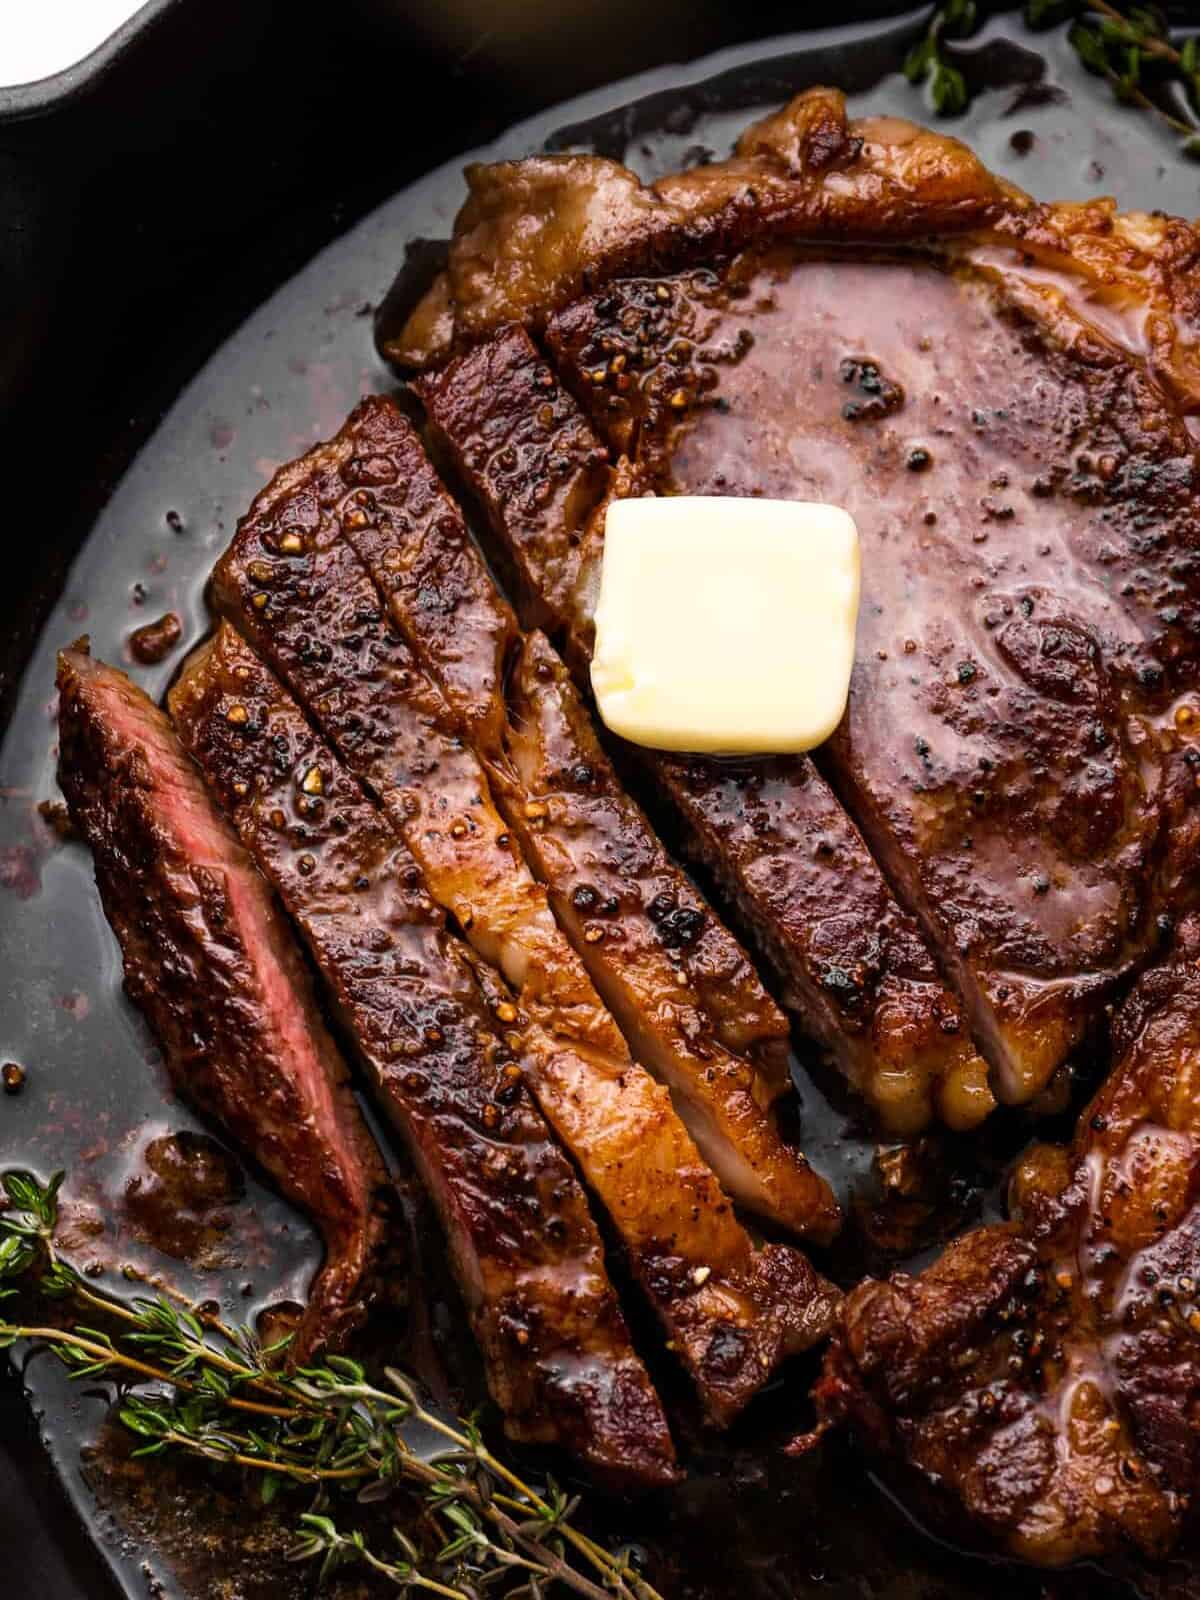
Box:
left=590, top=497, right=860, bottom=755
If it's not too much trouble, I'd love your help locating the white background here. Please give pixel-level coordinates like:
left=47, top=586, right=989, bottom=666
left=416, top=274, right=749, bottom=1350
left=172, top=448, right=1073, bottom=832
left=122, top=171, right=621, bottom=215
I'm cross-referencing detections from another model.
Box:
left=0, top=0, right=148, bottom=88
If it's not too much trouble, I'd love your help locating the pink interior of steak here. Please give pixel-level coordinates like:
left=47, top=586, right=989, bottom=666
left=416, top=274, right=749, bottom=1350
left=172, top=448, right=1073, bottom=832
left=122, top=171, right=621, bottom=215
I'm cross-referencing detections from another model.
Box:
left=62, top=650, right=374, bottom=1224
left=55, top=646, right=389, bottom=1362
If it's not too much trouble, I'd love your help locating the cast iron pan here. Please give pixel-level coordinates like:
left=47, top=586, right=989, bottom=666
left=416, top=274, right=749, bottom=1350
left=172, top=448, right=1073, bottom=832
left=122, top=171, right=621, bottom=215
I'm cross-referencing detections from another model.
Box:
left=4, top=4, right=1200, bottom=1595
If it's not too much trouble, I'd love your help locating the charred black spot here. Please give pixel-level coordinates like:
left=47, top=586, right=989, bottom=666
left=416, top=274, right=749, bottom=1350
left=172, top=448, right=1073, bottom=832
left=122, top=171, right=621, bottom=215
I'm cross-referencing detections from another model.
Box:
left=647, top=892, right=705, bottom=947
left=838, top=357, right=904, bottom=422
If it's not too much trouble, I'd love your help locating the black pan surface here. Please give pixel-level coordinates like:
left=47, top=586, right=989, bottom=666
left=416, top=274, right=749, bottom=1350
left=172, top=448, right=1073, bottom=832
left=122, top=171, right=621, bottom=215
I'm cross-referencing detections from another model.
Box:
left=5, top=6, right=1200, bottom=1596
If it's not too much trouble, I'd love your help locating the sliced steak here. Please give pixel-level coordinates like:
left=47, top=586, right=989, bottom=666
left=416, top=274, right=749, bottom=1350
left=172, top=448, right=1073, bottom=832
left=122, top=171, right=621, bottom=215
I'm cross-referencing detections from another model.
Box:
left=329, top=399, right=793, bottom=1077
left=417, top=326, right=993, bottom=1135
left=171, top=625, right=677, bottom=1486
left=815, top=925, right=1200, bottom=1565
left=55, top=645, right=390, bottom=1362
left=212, top=403, right=841, bottom=1421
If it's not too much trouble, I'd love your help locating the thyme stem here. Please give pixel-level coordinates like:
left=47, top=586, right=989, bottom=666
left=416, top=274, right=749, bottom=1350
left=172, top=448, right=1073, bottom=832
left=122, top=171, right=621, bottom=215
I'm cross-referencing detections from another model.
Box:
left=13, top=1327, right=181, bottom=1388
left=12, top=1321, right=303, bottom=1419
left=1087, top=0, right=1182, bottom=65
left=357, top=1548, right=471, bottom=1600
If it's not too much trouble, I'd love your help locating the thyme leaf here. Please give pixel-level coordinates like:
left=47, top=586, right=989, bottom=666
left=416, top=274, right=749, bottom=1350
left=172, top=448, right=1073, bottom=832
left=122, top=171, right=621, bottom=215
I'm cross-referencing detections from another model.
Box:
left=908, top=2, right=1200, bottom=154
left=904, top=0, right=978, bottom=114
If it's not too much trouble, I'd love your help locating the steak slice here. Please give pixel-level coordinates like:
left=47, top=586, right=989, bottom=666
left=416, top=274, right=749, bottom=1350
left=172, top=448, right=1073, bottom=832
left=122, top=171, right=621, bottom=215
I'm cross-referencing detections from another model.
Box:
left=500, top=631, right=840, bottom=1239
left=171, top=625, right=678, bottom=1487
left=213, top=402, right=841, bottom=1422
left=813, top=922, right=1200, bottom=1566
left=55, top=645, right=390, bottom=1362
left=417, top=327, right=993, bottom=1135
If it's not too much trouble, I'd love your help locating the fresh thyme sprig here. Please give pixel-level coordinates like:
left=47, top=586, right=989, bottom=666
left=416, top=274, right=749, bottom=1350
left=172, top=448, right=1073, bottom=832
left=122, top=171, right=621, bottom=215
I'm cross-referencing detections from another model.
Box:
left=1046, top=2, right=1200, bottom=150
left=904, top=0, right=977, bottom=114
left=908, top=2, right=1200, bottom=154
left=0, top=1168, right=664, bottom=1600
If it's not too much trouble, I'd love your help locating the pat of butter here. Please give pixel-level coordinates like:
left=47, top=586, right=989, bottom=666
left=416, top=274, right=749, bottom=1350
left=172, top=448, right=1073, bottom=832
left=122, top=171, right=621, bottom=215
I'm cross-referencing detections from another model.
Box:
left=590, top=497, right=860, bottom=755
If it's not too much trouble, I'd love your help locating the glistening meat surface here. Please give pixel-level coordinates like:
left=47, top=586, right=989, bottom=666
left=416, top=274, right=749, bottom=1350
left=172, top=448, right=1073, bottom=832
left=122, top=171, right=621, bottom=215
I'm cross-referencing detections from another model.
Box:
left=171, top=625, right=678, bottom=1487
left=814, top=923, right=1200, bottom=1566
left=547, top=248, right=1200, bottom=1109
left=56, top=645, right=391, bottom=1363
left=417, top=326, right=992, bottom=1134
left=400, top=82, right=1200, bottom=1119
left=212, top=399, right=841, bottom=1422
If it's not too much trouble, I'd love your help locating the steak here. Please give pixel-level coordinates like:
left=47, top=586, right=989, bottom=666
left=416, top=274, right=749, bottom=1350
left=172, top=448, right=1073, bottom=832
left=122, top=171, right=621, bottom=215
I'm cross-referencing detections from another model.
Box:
left=211, top=400, right=842, bottom=1423
left=171, top=624, right=678, bottom=1487
left=400, top=85, right=1200, bottom=1119
left=501, top=630, right=839, bottom=1238
left=813, top=920, right=1200, bottom=1566
left=417, top=326, right=991, bottom=1135
left=55, top=645, right=390, bottom=1363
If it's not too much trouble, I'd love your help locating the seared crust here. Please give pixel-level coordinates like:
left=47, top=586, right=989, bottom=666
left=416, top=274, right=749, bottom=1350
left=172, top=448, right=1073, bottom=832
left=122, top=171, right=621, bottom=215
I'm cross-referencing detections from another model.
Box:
left=387, top=87, right=1018, bottom=369
left=418, top=320, right=612, bottom=639
left=390, top=84, right=1200, bottom=419
left=546, top=246, right=1200, bottom=1108
left=418, top=326, right=993, bottom=1135
left=212, top=399, right=841, bottom=1420
left=56, top=646, right=391, bottom=1364
left=171, top=625, right=679, bottom=1488
left=816, top=929, right=1200, bottom=1565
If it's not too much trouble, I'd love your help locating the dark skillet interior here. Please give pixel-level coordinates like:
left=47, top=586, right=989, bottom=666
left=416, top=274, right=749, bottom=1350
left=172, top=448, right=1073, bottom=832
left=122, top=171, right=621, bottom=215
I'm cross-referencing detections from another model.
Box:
left=5, top=4, right=1200, bottom=1596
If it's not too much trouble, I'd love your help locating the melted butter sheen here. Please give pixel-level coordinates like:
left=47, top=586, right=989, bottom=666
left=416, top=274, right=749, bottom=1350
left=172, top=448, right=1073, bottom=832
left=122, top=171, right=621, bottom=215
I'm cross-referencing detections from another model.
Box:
left=590, top=497, right=860, bottom=755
